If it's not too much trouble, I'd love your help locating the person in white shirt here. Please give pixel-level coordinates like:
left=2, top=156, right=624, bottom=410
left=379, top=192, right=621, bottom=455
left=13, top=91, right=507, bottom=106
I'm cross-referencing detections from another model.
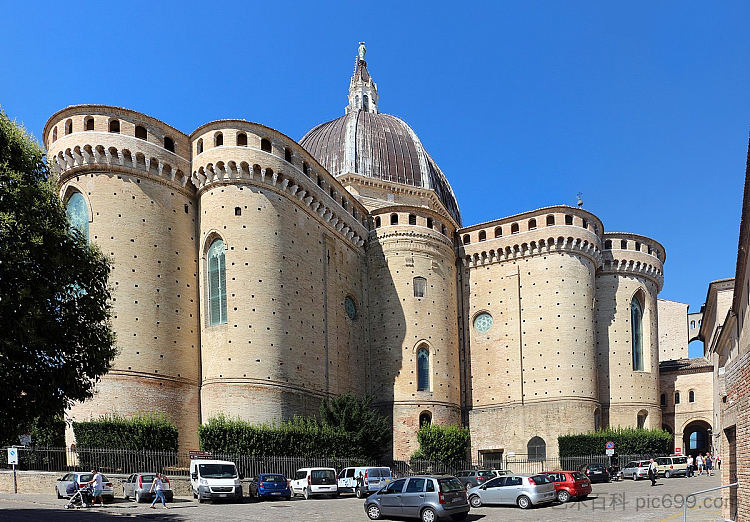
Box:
left=687, top=455, right=694, bottom=477
left=696, top=454, right=704, bottom=475
left=86, top=468, right=104, bottom=507
left=149, top=472, right=169, bottom=509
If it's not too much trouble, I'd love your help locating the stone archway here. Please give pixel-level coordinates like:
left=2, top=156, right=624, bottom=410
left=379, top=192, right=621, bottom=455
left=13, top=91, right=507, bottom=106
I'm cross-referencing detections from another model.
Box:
left=682, top=419, right=712, bottom=457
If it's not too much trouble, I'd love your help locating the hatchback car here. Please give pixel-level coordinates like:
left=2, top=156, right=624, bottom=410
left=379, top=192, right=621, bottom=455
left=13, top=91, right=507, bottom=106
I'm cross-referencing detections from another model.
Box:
left=365, top=475, right=469, bottom=521
left=541, top=471, right=591, bottom=502
left=250, top=473, right=292, bottom=500
left=622, top=460, right=650, bottom=481
left=656, top=456, right=688, bottom=478
left=55, top=472, right=115, bottom=502
left=291, top=468, right=338, bottom=499
left=122, top=473, right=173, bottom=503
left=579, top=463, right=610, bottom=483
left=455, top=469, right=494, bottom=488
left=467, top=474, right=555, bottom=510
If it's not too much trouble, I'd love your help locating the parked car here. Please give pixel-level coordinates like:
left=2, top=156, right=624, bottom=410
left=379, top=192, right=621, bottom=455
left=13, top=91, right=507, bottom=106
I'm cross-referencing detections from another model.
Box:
left=467, top=473, right=555, bottom=510
left=338, top=466, right=392, bottom=498
left=55, top=472, right=114, bottom=502
left=540, top=471, right=591, bottom=502
left=249, top=473, right=292, bottom=500
left=291, top=468, right=338, bottom=499
left=122, top=473, right=174, bottom=503
left=579, top=463, right=610, bottom=483
left=656, top=456, right=688, bottom=478
left=455, top=469, right=494, bottom=488
left=364, top=475, right=469, bottom=521
left=490, top=469, right=513, bottom=477
left=621, top=460, right=650, bottom=481
left=189, top=459, right=243, bottom=503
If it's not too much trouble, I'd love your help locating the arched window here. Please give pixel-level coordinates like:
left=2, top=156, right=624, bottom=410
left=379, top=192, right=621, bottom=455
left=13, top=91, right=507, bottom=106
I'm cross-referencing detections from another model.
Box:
left=660, top=393, right=666, bottom=406
left=511, top=223, right=519, bottom=234
left=417, top=347, right=430, bottom=391
left=135, top=125, right=147, bottom=140
left=546, top=215, right=555, bottom=226
left=317, top=176, right=323, bottom=187
left=66, top=192, right=89, bottom=241
left=637, top=410, right=648, bottom=429
left=689, top=390, right=695, bottom=403
left=413, top=277, right=427, bottom=298
left=621, top=239, right=627, bottom=249
left=207, top=238, right=227, bottom=326
left=261, top=138, right=272, bottom=152
left=363, top=94, right=369, bottom=112
left=197, top=139, right=203, bottom=154
left=494, top=226, right=502, bottom=238
left=52, top=127, right=58, bottom=142
left=302, top=161, right=309, bottom=175
left=478, top=230, right=486, bottom=242
left=462, top=234, right=470, bottom=244
left=426, top=217, right=433, bottom=229
left=237, top=132, right=247, bottom=146
left=605, top=239, right=612, bottom=249
left=564, top=215, right=573, bottom=225
left=284, top=148, right=292, bottom=162
left=375, top=216, right=381, bottom=228
left=631, top=295, right=644, bottom=371
left=109, top=119, right=120, bottom=133
left=85, top=117, right=94, bottom=131
left=528, top=218, right=537, bottom=230
left=441, top=225, right=446, bottom=235
left=164, top=136, right=175, bottom=152
left=214, top=132, right=223, bottom=147
left=419, top=411, right=432, bottom=427
left=527, top=436, right=546, bottom=461
left=391, top=214, right=398, bottom=225
left=675, top=392, right=680, bottom=404
left=409, top=214, right=417, bottom=225
left=65, top=119, right=73, bottom=135
left=690, top=320, right=695, bottom=328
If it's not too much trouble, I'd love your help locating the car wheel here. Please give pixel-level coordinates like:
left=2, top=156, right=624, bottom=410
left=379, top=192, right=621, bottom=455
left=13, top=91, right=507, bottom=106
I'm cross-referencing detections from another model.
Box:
left=469, top=494, right=482, bottom=508
left=366, top=504, right=382, bottom=520
left=665, top=471, right=671, bottom=478
left=303, top=488, right=310, bottom=500
left=517, top=495, right=532, bottom=509
left=135, top=491, right=142, bottom=503
left=198, top=494, right=204, bottom=504
left=557, top=490, right=571, bottom=503
left=421, top=507, right=437, bottom=522
left=633, top=474, right=638, bottom=481
left=355, top=487, right=363, bottom=499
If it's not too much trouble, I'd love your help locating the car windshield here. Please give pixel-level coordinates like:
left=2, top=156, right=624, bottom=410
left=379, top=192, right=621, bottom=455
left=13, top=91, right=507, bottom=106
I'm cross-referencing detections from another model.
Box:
left=439, top=477, right=464, bottom=492
left=530, top=474, right=551, bottom=484
left=199, top=464, right=237, bottom=479
left=262, top=474, right=286, bottom=482
left=477, top=471, right=494, bottom=478
left=572, top=472, right=587, bottom=481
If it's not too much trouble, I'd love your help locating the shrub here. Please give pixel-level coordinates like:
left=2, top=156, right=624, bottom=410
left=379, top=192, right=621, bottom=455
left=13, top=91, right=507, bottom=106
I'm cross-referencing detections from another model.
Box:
left=72, top=413, right=178, bottom=451
left=411, top=424, right=470, bottom=465
left=558, top=427, right=673, bottom=457
left=319, top=393, right=391, bottom=460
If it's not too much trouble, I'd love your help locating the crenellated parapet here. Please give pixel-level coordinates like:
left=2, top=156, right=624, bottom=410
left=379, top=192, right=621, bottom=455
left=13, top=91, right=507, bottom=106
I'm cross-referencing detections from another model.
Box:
left=600, top=232, right=665, bottom=291
left=190, top=121, right=368, bottom=249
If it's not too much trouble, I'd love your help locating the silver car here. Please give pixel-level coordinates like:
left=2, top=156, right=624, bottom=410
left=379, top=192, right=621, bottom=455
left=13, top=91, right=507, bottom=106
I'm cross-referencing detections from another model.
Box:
left=122, top=473, right=174, bottom=503
left=55, top=472, right=115, bottom=502
left=467, top=473, right=555, bottom=509
left=622, top=460, right=650, bottom=480
left=364, top=475, right=469, bottom=522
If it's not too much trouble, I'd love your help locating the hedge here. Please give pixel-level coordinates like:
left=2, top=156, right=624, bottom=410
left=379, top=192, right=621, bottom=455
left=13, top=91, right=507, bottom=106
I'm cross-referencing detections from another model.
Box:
left=411, top=424, right=470, bottom=465
left=72, top=413, right=178, bottom=451
left=199, top=415, right=359, bottom=458
left=558, top=427, right=672, bottom=457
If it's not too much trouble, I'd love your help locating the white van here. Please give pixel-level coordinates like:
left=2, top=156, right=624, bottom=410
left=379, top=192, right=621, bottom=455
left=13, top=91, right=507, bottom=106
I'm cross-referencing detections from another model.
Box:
left=189, top=459, right=243, bottom=502
left=290, top=467, right=338, bottom=499
left=337, top=466, right=392, bottom=498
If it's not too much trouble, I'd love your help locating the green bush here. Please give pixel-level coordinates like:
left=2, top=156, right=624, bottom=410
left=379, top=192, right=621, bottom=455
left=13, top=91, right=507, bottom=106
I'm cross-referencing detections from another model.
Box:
left=319, top=393, right=391, bottom=460
left=72, top=413, right=178, bottom=451
left=411, top=424, right=470, bottom=465
left=558, top=427, right=673, bottom=457
left=199, top=415, right=359, bottom=458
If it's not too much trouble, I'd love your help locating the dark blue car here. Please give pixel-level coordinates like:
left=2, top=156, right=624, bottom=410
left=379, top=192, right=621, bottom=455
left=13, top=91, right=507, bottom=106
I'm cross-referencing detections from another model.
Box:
left=250, top=473, right=292, bottom=500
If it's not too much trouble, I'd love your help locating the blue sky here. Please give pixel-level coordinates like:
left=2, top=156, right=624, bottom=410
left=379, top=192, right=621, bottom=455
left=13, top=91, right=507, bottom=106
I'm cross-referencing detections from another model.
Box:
left=2, top=1, right=748, bottom=356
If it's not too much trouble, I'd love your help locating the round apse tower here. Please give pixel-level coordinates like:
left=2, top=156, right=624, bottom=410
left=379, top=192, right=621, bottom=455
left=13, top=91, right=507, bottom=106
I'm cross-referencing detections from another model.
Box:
left=44, top=106, right=201, bottom=451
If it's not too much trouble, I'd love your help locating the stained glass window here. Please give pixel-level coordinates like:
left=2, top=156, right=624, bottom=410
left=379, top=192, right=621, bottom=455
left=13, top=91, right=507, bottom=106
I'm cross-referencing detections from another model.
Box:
left=208, top=239, right=227, bottom=326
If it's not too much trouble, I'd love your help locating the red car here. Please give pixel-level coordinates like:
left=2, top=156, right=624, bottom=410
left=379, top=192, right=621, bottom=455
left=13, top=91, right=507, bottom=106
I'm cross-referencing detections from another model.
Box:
left=541, top=471, right=592, bottom=503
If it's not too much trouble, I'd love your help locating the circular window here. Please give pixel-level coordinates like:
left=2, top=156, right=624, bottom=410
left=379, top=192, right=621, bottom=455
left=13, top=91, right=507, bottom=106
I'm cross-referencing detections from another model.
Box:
left=344, top=296, right=357, bottom=320
left=474, top=312, right=493, bottom=333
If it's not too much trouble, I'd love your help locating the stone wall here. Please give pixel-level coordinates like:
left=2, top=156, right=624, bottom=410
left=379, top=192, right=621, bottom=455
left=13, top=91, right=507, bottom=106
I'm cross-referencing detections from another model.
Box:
left=657, top=299, right=689, bottom=362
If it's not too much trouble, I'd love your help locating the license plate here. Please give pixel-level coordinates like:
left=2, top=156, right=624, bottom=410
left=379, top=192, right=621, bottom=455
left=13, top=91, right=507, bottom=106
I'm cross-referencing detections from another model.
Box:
left=219, top=494, right=227, bottom=497
left=272, top=492, right=281, bottom=495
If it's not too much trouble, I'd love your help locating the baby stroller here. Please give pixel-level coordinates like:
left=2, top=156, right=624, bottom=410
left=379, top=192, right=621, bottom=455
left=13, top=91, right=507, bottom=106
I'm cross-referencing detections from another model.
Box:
left=64, top=481, right=93, bottom=509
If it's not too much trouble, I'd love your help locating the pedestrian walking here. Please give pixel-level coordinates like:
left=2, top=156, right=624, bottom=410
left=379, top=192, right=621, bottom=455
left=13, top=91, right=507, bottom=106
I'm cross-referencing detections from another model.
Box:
left=696, top=453, right=704, bottom=475
left=706, top=453, right=713, bottom=476
left=149, top=473, right=169, bottom=509
left=86, top=468, right=105, bottom=507
left=648, top=458, right=658, bottom=486
left=717, top=456, right=722, bottom=470
left=687, top=455, right=694, bottom=477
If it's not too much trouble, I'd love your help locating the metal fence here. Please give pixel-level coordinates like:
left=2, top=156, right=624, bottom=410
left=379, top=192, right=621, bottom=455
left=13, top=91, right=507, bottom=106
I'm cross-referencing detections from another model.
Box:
left=0, top=447, right=654, bottom=478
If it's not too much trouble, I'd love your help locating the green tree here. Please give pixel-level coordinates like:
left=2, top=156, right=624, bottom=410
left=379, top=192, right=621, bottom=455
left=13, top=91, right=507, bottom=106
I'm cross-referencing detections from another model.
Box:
left=411, top=424, right=470, bottom=465
left=318, top=393, right=391, bottom=460
left=0, top=109, right=116, bottom=444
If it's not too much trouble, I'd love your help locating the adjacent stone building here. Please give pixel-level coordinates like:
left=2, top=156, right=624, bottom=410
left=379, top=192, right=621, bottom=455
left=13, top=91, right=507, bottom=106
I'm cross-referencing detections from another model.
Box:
left=45, top=45, right=671, bottom=461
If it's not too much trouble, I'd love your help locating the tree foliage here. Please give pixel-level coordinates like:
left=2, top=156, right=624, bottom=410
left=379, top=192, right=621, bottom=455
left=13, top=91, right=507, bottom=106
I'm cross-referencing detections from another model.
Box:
left=411, top=424, right=470, bottom=465
left=558, top=427, right=673, bottom=457
left=0, top=108, right=117, bottom=443
left=318, top=393, right=391, bottom=459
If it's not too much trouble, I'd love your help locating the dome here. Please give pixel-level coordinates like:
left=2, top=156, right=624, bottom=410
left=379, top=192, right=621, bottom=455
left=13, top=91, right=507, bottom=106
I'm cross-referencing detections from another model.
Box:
left=299, top=49, right=461, bottom=225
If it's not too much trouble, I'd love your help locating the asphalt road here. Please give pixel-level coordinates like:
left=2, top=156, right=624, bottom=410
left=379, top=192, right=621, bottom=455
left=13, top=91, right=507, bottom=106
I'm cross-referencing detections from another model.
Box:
left=0, top=474, right=724, bottom=521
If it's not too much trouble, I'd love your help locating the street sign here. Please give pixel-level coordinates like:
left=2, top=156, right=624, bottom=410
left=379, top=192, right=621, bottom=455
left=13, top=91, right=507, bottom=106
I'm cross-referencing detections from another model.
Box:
left=675, top=447, right=682, bottom=455
left=606, top=449, right=614, bottom=456
left=7, top=447, right=18, bottom=465
left=605, top=441, right=615, bottom=450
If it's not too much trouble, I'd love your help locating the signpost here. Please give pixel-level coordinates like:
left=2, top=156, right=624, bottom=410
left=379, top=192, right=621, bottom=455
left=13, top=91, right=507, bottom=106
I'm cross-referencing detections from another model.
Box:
left=605, top=441, right=615, bottom=450
left=7, top=448, right=18, bottom=493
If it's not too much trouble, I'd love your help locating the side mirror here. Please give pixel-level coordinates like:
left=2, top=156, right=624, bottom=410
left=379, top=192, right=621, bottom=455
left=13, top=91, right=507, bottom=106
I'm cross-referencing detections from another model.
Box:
left=191, top=473, right=197, bottom=480
left=239, top=473, right=245, bottom=480
left=480, top=485, right=487, bottom=490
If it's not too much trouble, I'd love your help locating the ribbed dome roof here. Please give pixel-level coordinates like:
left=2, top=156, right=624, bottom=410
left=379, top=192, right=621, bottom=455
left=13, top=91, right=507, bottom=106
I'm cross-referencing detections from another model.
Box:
left=299, top=49, right=461, bottom=225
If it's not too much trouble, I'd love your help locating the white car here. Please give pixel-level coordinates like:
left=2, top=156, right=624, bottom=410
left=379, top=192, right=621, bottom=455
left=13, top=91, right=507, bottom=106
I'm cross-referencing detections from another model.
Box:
left=190, top=459, right=243, bottom=502
left=291, top=468, right=338, bottom=499
left=55, top=472, right=115, bottom=502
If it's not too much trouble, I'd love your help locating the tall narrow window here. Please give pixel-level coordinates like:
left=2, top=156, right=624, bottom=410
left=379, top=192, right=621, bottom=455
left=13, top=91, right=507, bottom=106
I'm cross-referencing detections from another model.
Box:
left=135, top=125, right=147, bottom=140
left=409, top=214, right=416, bottom=225
left=302, top=161, right=309, bottom=175
left=413, top=277, right=426, bottom=298
left=637, top=411, right=648, bottom=429
left=375, top=216, right=381, bottom=228
left=419, top=411, right=432, bottom=427
left=564, top=215, right=573, bottom=225
left=207, top=239, right=227, bottom=326
left=52, top=127, right=58, bottom=142
left=65, top=119, right=73, bottom=135
left=214, top=132, right=223, bottom=147
left=391, top=214, right=398, bottom=225
left=66, top=192, right=89, bottom=241
left=261, top=138, right=272, bottom=152
left=164, top=136, right=175, bottom=152
left=494, top=226, right=502, bottom=238
left=284, top=148, right=292, bottom=162
left=417, top=348, right=429, bottom=391
left=605, top=240, right=612, bottom=249
left=237, top=132, right=247, bottom=146
left=511, top=223, right=519, bottom=234
left=426, top=217, right=433, bottom=229
left=631, top=295, right=644, bottom=371
left=675, top=392, right=680, bottom=404
left=527, top=437, right=546, bottom=461
left=109, top=120, right=120, bottom=133
left=528, top=218, right=537, bottom=230
left=85, top=117, right=94, bottom=131
left=660, top=393, right=666, bottom=406
left=197, top=139, right=203, bottom=154
left=462, top=234, right=470, bottom=244
left=478, top=230, right=486, bottom=242
left=621, top=239, right=627, bottom=249
left=363, top=94, right=369, bottom=112
left=689, top=390, right=695, bottom=403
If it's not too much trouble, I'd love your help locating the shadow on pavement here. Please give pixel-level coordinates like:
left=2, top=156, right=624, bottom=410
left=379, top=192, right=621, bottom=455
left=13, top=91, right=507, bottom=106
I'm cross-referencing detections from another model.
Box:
left=0, top=508, right=186, bottom=521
